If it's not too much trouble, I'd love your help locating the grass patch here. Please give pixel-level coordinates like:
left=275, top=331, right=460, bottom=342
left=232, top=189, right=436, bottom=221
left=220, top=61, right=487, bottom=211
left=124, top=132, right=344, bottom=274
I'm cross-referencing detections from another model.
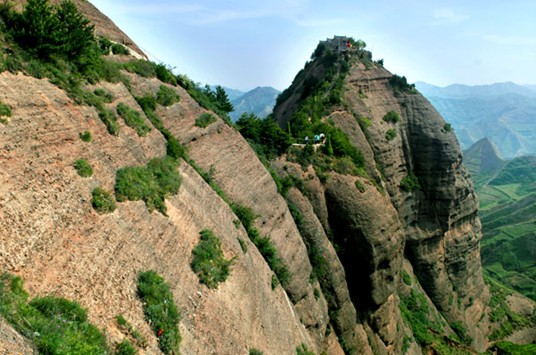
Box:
left=156, top=85, right=180, bottom=107
left=0, top=272, right=109, bottom=354
left=195, top=112, right=217, bottom=128
left=94, top=88, right=114, bottom=103
left=191, top=229, right=234, bottom=289
left=116, top=338, right=136, bottom=355
left=116, top=102, right=152, bottom=137
left=114, top=156, right=181, bottom=215
left=137, top=270, right=181, bottom=355
left=115, top=314, right=147, bottom=348
left=91, top=186, right=116, bottom=213
left=98, top=107, right=120, bottom=136
left=74, top=158, right=93, bottom=177
left=0, top=101, right=12, bottom=117
left=79, top=130, right=92, bottom=142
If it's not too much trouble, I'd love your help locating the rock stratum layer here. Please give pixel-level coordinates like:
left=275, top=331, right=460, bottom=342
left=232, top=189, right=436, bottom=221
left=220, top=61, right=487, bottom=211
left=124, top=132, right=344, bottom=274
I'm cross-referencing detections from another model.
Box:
left=0, top=4, right=513, bottom=355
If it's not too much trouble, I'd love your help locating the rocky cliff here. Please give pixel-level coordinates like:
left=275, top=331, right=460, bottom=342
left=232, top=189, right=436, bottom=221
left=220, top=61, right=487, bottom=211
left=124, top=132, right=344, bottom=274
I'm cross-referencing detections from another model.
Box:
left=1, top=3, right=532, bottom=355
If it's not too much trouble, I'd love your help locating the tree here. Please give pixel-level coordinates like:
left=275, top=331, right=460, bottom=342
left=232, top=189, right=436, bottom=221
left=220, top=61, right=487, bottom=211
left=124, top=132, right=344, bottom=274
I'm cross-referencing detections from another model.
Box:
left=214, top=85, right=234, bottom=114
left=55, top=0, right=95, bottom=60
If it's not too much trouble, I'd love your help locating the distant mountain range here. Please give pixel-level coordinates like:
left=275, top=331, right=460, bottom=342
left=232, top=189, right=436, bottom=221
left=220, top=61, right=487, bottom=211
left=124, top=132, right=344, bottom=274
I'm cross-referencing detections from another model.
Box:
left=416, top=82, right=536, bottom=159
left=221, top=86, right=280, bottom=122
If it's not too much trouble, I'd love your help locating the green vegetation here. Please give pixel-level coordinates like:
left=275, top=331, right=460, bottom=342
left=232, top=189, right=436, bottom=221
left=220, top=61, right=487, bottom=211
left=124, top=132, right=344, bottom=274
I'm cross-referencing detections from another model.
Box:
left=116, top=102, right=152, bottom=137
left=383, top=111, right=400, bottom=123
left=491, top=341, right=536, bottom=354
left=354, top=179, right=366, bottom=193
left=91, top=186, right=116, bottom=213
left=402, top=271, right=412, bottom=286
left=400, top=173, right=420, bottom=192
left=195, top=112, right=217, bottom=128
left=116, top=314, right=147, bottom=348
left=486, top=277, right=533, bottom=340
left=400, top=288, right=471, bottom=352
left=0, top=272, right=109, bottom=354
left=74, top=158, right=93, bottom=177
left=443, top=123, right=452, bottom=132
left=0, top=101, right=12, bottom=123
left=79, top=130, right=92, bottom=142
left=385, top=128, right=397, bottom=141
left=156, top=85, right=180, bottom=106
left=137, top=270, right=181, bottom=355
left=116, top=339, right=136, bottom=355
left=389, top=74, right=417, bottom=94
left=236, top=113, right=292, bottom=158
left=94, top=87, right=114, bottom=103
left=470, top=156, right=536, bottom=301
left=232, top=203, right=291, bottom=287
left=111, top=43, right=129, bottom=55
left=98, top=108, right=120, bottom=135
left=114, top=156, right=181, bottom=215
left=249, top=349, right=264, bottom=355
left=296, top=343, right=315, bottom=355
left=191, top=229, right=234, bottom=289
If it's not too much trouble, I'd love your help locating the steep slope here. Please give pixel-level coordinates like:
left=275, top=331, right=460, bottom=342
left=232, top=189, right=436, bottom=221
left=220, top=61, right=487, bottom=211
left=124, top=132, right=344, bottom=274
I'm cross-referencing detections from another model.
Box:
left=273, top=38, right=490, bottom=352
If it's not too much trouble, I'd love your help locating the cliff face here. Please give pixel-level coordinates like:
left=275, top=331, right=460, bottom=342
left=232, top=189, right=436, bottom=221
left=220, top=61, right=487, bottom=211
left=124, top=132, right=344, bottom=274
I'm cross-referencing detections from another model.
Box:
left=0, top=4, right=495, bottom=354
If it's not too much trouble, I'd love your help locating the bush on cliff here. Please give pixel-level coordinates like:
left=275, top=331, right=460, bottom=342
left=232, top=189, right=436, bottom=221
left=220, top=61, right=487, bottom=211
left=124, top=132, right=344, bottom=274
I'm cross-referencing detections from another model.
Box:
left=191, top=229, right=234, bottom=289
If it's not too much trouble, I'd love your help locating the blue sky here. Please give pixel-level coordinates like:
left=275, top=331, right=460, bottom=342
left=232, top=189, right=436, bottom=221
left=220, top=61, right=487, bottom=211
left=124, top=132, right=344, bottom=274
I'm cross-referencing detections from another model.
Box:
left=89, top=0, right=536, bottom=91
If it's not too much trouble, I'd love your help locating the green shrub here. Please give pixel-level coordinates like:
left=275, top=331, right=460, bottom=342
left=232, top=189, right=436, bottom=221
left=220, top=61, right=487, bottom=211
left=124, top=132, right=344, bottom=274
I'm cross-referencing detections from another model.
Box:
left=114, top=156, right=181, bottom=215
left=91, top=186, right=116, bottom=213
left=156, top=85, right=180, bottom=106
left=116, top=102, right=152, bottom=137
left=402, top=271, right=412, bottom=285
left=111, top=43, right=129, bottom=55
left=354, top=179, right=366, bottom=193
left=191, top=229, right=234, bottom=289
left=249, top=349, right=264, bottom=355
left=123, top=59, right=156, bottom=78
left=94, top=88, right=114, bottom=103
left=383, top=111, right=400, bottom=123
left=356, top=116, right=371, bottom=130
left=388, top=75, right=417, bottom=94
left=385, top=128, right=397, bottom=141
left=0, top=102, right=12, bottom=117
left=443, top=123, right=452, bottom=132
left=137, top=270, right=181, bottom=355
left=0, top=273, right=109, bottom=354
left=79, top=130, right=92, bottom=142
left=116, top=339, right=136, bottom=355
left=155, top=63, right=177, bottom=85
left=98, top=108, right=120, bottom=136
left=238, top=239, right=248, bottom=253
left=195, top=112, right=217, bottom=128
left=74, top=158, right=93, bottom=177
left=400, top=173, right=420, bottom=192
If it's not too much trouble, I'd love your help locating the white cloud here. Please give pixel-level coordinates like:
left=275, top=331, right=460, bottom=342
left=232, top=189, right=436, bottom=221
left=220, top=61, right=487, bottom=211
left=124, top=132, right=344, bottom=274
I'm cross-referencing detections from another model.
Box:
left=433, top=8, right=468, bottom=24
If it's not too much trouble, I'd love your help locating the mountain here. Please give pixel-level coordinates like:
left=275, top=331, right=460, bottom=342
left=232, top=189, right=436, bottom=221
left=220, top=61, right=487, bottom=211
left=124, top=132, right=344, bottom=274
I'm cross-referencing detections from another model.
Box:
left=230, top=86, right=280, bottom=121
left=463, top=137, right=505, bottom=188
left=416, top=82, right=536, bottom=159
left=468, top=152, right=536, bottom=302
left=1, top=3, right=535, bottom=354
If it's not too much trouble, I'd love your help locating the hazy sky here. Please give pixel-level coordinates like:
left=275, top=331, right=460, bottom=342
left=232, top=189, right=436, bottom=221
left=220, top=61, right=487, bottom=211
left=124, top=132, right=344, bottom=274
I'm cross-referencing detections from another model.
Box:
left=89, top=0, right=536, bottom=91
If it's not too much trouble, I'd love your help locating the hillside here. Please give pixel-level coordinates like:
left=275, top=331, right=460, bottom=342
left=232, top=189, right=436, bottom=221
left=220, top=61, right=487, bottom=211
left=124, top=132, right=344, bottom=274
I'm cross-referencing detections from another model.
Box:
left=229, top=86, right=280, bottom=121
left=465, top=148, right=536, bottom=302
left=0, top=2, right=535, bottom=354
left=463, top=137, right=505, bottom=189
left=416, top=82, right=536, bottom=159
